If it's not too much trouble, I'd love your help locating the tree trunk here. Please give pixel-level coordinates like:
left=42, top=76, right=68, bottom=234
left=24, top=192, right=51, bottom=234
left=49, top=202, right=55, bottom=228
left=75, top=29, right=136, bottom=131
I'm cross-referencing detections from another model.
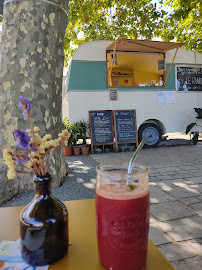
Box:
left=0, top=0, right=69, bottom=204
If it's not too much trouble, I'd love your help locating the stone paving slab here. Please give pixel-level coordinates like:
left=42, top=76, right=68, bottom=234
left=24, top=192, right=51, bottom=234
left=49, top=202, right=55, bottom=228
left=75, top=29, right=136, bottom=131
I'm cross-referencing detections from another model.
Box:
left=186, top=239, right=202, bottom=256
left=171, top=256, right=202, bottom=270
left=157, top=215, right=202, bottom=241
left=155, top=174, right=174, bottom=180
left=180, top=197, right=201, bottom=204
left=150, top=214, right=158, bottom=223
left=151, top=181, right=173, bottom=191
left=190, top=183, right=202, bottom=193
left=186, top=176, right=202, bottom=184
left=149, top=224, right=172, bottom=245
left=157, top=241, right=199, bottom=262
left=190, top=202, right=202, bottom=211
left=150, top=200, right=196, bottom=221
left=165, top=185, right=200, bottom=198
left=190, top=202, right=202, bottom=216
left=196, top=195, right=202, bottom=200
left=149, top=186, right=176, bottom=204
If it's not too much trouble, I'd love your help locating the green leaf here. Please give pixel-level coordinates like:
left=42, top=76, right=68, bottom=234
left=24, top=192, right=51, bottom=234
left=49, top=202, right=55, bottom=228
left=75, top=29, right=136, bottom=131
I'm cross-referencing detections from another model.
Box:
left=194, top=108, right=202, bottom=119
left=192, top=132, right=199, bottom=145
left=129, top=185, right=137, bottom=190
left=186, top=123, right=196, bottom=134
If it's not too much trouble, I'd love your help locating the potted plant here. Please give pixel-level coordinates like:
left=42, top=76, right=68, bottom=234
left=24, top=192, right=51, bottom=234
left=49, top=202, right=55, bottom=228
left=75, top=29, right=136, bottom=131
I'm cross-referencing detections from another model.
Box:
left=95, top=147, right=102, bottom=154
left=120, top=146, right=126, bottom=152
left=62, top=117, right=73, bottom=156
left=104, top=148, right=110, bottom=153
left=78, top=120, right=90, bottom=155
left=71, top=122, right=81, bottom=155
left=128, top=145, right=134, bottom=152
left=114, top=148, right=119, bottom=153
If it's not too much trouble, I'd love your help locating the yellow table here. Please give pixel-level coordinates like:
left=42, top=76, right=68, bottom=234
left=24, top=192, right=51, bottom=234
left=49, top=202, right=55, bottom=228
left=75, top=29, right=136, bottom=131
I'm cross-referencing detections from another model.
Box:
left=0, top=199, right=174, bottom=269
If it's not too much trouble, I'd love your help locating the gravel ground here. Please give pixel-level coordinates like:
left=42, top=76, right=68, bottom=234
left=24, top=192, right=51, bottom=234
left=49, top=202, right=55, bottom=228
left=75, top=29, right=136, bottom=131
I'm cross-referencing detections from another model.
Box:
left=0, top=155, right=97, bottom=207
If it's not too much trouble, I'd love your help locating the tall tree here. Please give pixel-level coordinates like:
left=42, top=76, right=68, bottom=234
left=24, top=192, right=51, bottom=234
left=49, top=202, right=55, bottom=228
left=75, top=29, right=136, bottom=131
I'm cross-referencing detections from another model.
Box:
left=0, top=0, right=68, bottom=204
left=64, top=0, right=167, bottom=64
left=161, top=0, right=202, bottom=52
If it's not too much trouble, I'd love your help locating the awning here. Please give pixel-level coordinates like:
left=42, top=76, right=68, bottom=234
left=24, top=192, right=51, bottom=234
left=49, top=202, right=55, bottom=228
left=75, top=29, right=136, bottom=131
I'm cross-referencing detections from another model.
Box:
left=106, top=38, right=185, bottom=53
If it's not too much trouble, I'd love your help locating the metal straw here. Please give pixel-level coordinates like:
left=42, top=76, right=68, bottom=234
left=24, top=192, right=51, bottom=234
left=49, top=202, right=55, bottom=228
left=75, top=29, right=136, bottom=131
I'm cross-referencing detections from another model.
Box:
left=126, top=138, right=146, bottom=186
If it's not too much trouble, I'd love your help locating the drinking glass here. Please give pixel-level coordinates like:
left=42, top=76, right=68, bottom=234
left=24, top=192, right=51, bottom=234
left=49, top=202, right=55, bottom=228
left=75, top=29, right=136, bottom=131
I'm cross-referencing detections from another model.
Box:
left=96, top=163, right=150, bottom=270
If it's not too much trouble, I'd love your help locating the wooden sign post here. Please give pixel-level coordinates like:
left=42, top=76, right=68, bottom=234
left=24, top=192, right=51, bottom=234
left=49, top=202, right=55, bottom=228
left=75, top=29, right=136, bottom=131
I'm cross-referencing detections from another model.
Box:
left=89, top=110, right=115, bottom=154
left=113, top=110, right=139, bottom=148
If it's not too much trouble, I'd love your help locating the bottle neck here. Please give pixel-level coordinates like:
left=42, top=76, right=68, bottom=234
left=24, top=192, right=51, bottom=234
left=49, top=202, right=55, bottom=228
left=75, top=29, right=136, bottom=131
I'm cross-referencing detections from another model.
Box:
left=34, top=174, right=52, bottom=196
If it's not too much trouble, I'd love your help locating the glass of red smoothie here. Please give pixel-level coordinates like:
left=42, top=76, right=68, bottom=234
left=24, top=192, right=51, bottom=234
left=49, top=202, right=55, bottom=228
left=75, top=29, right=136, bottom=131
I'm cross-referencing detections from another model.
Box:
left=96, top=163, right=150, bottom=270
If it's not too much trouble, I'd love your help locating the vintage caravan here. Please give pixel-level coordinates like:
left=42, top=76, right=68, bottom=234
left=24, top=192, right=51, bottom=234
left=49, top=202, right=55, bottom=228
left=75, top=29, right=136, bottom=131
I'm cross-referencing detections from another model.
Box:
left=63, top=39, right=202, bottom=147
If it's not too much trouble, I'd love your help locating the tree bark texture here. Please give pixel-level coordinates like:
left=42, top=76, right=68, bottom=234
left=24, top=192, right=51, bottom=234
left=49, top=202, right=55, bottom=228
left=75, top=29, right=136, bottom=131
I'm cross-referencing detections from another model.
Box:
left=0, top=0, right=69, bottom=204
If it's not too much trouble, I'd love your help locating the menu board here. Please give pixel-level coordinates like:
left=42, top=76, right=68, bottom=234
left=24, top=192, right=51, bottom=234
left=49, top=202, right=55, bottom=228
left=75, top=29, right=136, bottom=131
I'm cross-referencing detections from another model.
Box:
left=0, top=1, right=3, bottom=16
left=114, top=110, right=138, bottom=145
left=158, top=60, right=165, bottom=71
left=176, top=65, right=202, bottom=91
left=89, top=111, right=114, bottom=153
left=109, top=88, right=117, bottom=101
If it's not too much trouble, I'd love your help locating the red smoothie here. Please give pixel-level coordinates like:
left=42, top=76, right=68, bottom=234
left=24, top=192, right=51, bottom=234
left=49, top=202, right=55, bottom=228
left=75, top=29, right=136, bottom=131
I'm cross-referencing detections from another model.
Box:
left=96, top=183, right=150, bottom=270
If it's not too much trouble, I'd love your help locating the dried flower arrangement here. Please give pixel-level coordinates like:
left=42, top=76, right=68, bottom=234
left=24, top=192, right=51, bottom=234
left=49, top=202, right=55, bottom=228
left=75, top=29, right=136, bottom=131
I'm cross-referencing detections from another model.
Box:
left=3, top=96, right=70, bottom=179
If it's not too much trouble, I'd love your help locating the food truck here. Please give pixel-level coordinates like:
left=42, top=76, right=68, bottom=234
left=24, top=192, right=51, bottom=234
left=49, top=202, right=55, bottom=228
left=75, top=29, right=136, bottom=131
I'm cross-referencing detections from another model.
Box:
left=63, top=39, right=202, bottom=147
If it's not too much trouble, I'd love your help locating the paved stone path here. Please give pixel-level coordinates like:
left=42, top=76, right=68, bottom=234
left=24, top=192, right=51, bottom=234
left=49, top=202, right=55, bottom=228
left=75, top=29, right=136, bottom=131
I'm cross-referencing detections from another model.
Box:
left=91, top=144, right=202, bottom=270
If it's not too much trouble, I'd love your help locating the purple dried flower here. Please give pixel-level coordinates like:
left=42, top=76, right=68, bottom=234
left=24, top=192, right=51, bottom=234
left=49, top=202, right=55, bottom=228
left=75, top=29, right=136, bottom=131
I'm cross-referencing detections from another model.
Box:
left=13, top=129, right=30, bottom=150
left=29, top=146, right=37, bottom=152
left=16, top=156, right=30, bottom=165
left=19, top=96, right=31, bottom=119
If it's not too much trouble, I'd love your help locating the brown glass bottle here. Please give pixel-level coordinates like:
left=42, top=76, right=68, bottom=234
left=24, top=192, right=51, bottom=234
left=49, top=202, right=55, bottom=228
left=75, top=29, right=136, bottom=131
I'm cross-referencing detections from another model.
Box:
left=19, top=174, right=69, bottom=266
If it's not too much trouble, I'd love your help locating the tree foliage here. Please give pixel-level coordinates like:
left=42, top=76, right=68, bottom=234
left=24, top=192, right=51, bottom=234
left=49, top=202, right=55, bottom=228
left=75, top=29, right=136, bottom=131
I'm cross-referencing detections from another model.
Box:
left=161, top=0, right=202, bottom=52
left=64, top=0, right=167, bottom=65
left=1, top=0, right=201, bottom=63
left=64, top=0, right=202, bottom=65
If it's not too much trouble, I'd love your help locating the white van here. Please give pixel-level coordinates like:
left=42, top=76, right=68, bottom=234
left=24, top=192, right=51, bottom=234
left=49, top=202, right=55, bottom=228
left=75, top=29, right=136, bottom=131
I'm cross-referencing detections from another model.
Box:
left=63, top=39, right=202, bottom=147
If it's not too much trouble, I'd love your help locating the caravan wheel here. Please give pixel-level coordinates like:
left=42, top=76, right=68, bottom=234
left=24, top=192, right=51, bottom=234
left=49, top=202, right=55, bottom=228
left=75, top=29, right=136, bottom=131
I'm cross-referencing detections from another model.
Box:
left=138, top=123, right=162, bottom=147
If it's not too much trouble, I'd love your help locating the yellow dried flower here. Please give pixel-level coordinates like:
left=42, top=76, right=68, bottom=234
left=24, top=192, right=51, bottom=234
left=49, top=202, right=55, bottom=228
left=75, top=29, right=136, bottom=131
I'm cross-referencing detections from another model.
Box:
left=7, top=168, right=17, bottom=179
left=27, top=161, right=34, bottom=168
left=38, top=140, right=56, bottom=153
left=28, top=129, right=42, bottom=145
left=42, top=134, right=51, bottom=142
left=29, top=152, right=38, bottom=158
left=58, top=130, right=70, bottom=146
left=49, top=139, right=59, bottom=148
left=34, top=127, right=39, bottom=133
left=35, top=133, right=42, bottom=145
left=3, top=97, right=73, bottom=179
left=6, top=160, right=16, bottom=168
left=3, top=149, right=13, bottom=161
left=33, top=158, right=40, bottom=164
left=3, top=149, right=16, bottom=169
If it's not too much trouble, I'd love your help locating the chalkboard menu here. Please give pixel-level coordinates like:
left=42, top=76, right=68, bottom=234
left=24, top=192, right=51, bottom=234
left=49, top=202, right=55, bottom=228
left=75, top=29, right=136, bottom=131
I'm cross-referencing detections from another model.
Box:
left=113, top=110, right=138, bottom=146
left=109, top=88, right=117, bottom=101
left=176, top=65, right=202, bottom=91
left=89, top=110, right=114, bottom=153
left=0, top=0, right=3, bottom=16
left=158, top=60, right=165, bottom=71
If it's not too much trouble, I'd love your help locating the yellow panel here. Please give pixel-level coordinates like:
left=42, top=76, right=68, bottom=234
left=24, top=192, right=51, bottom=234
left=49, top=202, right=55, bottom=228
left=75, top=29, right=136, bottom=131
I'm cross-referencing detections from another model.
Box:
left=107, top=52, right=165, bottom=87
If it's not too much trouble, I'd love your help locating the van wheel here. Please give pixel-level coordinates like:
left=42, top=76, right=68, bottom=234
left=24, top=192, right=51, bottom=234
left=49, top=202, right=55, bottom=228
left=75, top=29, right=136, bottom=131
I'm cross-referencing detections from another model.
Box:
left=138, top=123, right=162, bottom=147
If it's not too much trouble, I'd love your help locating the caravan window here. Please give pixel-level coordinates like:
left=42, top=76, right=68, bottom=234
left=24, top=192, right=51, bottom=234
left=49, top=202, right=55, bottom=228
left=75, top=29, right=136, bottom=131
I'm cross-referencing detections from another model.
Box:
left=106, top=51, right=165, bottom=88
